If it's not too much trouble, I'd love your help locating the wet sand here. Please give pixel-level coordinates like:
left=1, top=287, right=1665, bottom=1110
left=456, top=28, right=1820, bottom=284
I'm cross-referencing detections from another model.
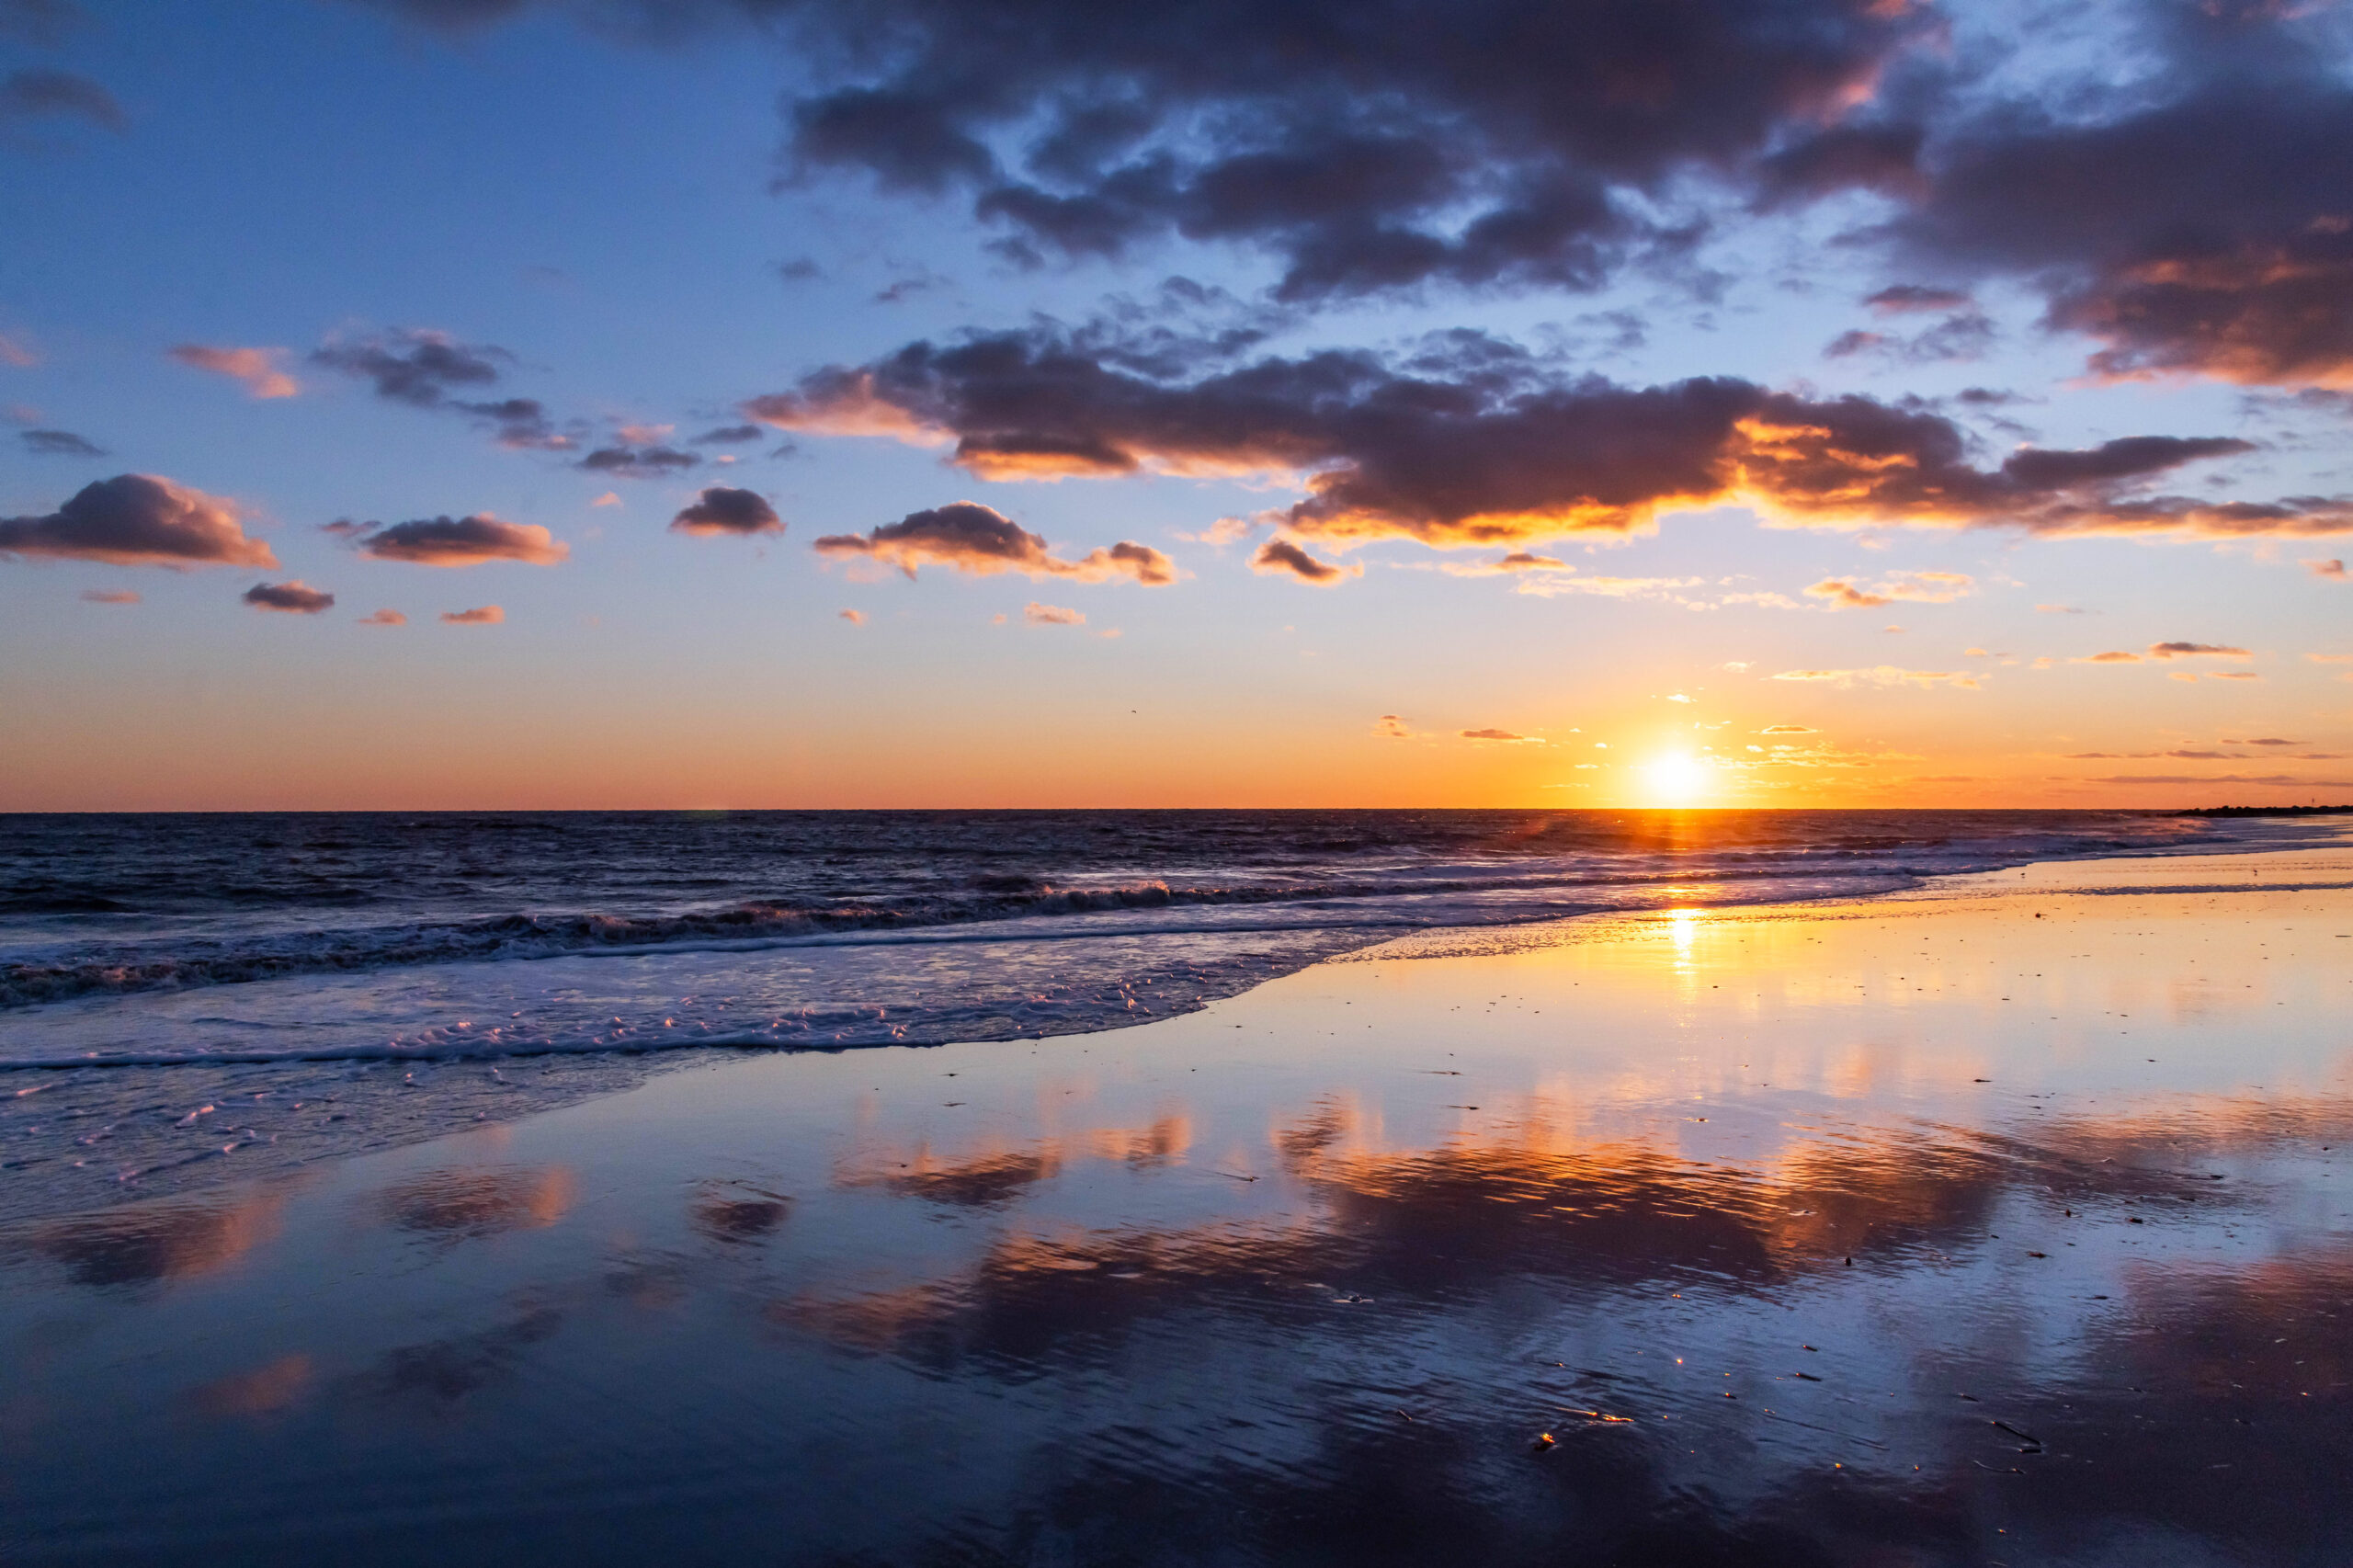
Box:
left=5, top=840, right=2351, bottom=1566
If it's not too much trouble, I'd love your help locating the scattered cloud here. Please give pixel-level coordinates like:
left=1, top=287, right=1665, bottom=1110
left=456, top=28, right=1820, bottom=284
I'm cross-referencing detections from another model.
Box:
left=578, top=444, right=699, bottom=479
left=79, top=588, right=137, bottom=605
left=0, top=474, right=274, bottom=568
left=814, top=501, right=1175, bottom=585
left=1460, top=728, right=1540, bottom=743
left=1023, top=600, right=1085, bottom=625
left=590, top=492, right=621, bottom=508
left=1252, top=537, right=1358, bottom=585
left=692, top=425, right=765, bottom=446
left=2080, top=651, right=2143, bottom=664
left=1371, top=714, right=1415, bottom=740
left=670, top=486, right=782, bottom=537
left=358, top=608, right=406, bottom=626
left=329, top=514, right=567, bottom=567
left=19, top=427, right=103, bottom=457
left=439, top=605, right=503, bottom=625
left=2146, top=641, right=2251, bottom=659
left=168, top=345, right=299, bottom=399
left=838, top=608, right=865, bottom=625
left=0, top=67, right=124, bottom=131
left=242, top=579, right=334, bottom=614
left=1442, top=550, right=1566, bottom=575
left=313, top=328, right=509, bottom=406
left=1864, top=285, right=1973, bottom=314
left=1759, top=724, right=1816, bottom=734
left=2307, top=558, right=2347, bottom=579
left=2037, top=603, right=2086, bottom=614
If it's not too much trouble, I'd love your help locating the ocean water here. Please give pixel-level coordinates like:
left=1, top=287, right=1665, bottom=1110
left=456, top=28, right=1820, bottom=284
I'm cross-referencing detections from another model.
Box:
left=0, top=808, right=2323, bottom=1216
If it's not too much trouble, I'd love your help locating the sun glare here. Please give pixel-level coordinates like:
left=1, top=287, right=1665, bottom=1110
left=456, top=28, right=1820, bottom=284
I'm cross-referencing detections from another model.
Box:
left=1645, top=751, right=1711, bottom=806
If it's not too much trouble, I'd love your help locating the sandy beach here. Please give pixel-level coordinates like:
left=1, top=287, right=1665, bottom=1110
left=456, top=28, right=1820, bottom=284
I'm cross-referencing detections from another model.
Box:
left=6, top=836, right=2351, bottom=1566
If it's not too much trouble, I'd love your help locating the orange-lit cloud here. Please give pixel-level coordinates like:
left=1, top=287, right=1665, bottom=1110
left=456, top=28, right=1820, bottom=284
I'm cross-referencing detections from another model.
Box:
left=1251, top=537, right=1358, bottom=585
left=1770, top=665, right=1981, bottom=688
left=0, top=473, right=275, bottom=568
left=358, top=608, right=406, bottom=626
left=242, top=579, right=334, bottom=613
left=814, top=501, right=1176, bottom=584
left=439, top=605, right=504, bottom=624
left=1023, top=600, right=1085, bottom=625
left=752, top=330, right=2330, bottom=550
left=670, top=486, right=782, bottom=536
left=168, top=345, right=300, bottom=399
left=80, top=588, right=138, bottom=604
left=330, top=513, right=566, bottom=567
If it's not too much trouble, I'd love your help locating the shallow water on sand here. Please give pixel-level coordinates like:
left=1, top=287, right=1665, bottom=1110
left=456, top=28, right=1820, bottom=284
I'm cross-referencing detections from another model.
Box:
left=3, top=843, right=2350, bottom=1566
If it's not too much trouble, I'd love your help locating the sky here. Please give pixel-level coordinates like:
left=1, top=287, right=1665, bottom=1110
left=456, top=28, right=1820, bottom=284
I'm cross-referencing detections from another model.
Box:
left=2, top=0, right=2350, bottom=811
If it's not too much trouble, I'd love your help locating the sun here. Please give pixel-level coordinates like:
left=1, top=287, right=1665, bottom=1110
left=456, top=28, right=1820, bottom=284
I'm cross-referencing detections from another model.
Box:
left=1645, top=751, right=1712, bottom=806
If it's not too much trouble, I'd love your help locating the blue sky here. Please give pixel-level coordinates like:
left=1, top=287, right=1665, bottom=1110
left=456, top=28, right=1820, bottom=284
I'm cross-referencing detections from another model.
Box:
left=3, top=0, right=2349, bottom=808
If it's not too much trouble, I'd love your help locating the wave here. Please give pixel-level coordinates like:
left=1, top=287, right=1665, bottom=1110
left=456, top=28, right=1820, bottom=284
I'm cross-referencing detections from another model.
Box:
left=0, top=813, right=2301, bottom=1013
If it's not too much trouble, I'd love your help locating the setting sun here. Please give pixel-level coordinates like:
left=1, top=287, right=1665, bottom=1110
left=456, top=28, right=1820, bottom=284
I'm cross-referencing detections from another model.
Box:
left=1645, top=752, right=1712, bottom=806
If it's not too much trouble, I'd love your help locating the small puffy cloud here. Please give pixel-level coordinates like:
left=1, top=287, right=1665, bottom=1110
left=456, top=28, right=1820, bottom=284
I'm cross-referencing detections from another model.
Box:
left=1443, top=550, right=1566, bottom=575
left=579, top=444, right=699, bottom=479
left=838, top=608, right=865, bottom=625
left=243, top=579, right=334, bottom=614
left=358, top=608, right=406, bottom=626
left=168, top=345, right=299, bottom=399
left=20, top=428, right=103, bottom=456
left=0, top=67, right=124, bottom=131
left=2147, top=641, right=2251, bottom=659
left=2306, top=559, right=2347, bottom=579
left=1810, top=569, right=1975, bottom=608
left=1023, top=600, right=1085, bottom=625
left=440, top=605, right=504, bottom=625
left=1252, top=537, right=1358, bottom=585
left=1864, top=285, right=1973, bottom=314
left=590, top=492, right=621, bottom=508
left=692, top=425, right=766, bottom=446
left=1807, top=577, right=1888, bottom=608
left=814, top=501, right=1175, bottom=585
left=334, top=514, right=567, bottom=567
left=1461, top=728, right=1541, bottom=743
left=2306, top=653, right=2353, bottom=665
left=671, top=486, right=782, bottom=537
left=0, top=474, right=274, bottom=568
left=2245, top=738, right=2304, bottom=746
left=2080, top=651, right=2143, bottom=663
left=1372, top=714, right=1415, bottom=740
left=312, top=328, right=508, bottom=407
left=1760, top=724, right=1816, bottom=734
left=79, top=588, right=137, bottom=605
left=1665, top=693, right=1694, bottom=703
left=2209, top=671, right=2262, bottom=680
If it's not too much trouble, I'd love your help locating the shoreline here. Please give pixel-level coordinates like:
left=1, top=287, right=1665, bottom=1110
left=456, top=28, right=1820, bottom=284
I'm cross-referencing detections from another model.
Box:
left=3, top=818, right=2347, bottom=1225
left=5, top=836, right=2352, bottom=1562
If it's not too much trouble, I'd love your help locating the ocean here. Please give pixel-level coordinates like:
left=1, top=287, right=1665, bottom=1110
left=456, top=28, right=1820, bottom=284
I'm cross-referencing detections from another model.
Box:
left=0, top=808, right=2324, bottom=1218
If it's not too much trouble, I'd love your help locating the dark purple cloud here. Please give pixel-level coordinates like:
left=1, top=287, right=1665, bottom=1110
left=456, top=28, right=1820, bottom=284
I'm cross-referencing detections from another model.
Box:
left=578, top=444, right=699, bottom=478
left=358, top=0, right=1919, bottom=302
left=329, top=513, right=568, bottom=566
left=243, top=579, right=335, bottom=614
left=312, top=329, right=509, bottom=407
left=814, top=500, right=1175, bottom=583
left=691, top=424, right=766, bottom=445
left=19, top=428, right=103, bottom=457
left=0, top=474, right=276, bottom=568
left=0, top=67, right=123, bottom=131
left=671, top=486, right=783, bottom=536
left=1251, top=537, right=1355, bottom=585
left=750, top=326, right=2343, bottom=547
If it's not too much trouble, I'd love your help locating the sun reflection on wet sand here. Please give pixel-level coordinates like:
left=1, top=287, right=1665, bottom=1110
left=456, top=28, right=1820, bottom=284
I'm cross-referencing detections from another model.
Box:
left=2, top=843, right=2350, bottom=1564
